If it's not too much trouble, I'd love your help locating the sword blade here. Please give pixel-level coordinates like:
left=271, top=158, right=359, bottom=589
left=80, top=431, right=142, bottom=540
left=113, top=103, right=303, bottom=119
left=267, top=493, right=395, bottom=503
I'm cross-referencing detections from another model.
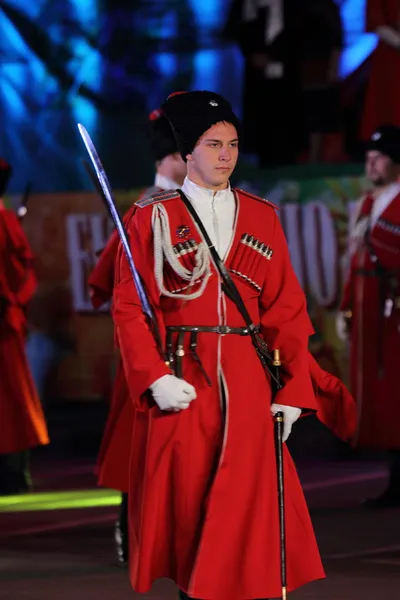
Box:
left=77, top=123, right=154, bottom=322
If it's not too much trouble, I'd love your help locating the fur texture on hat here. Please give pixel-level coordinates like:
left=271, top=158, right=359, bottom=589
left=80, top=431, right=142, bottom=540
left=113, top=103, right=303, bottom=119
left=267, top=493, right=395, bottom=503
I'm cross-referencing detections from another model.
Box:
left=148, top=109, right=179, bottom=162
left=0, top=158, right=12, bottom=197
left=367, top=124, right=400, bottom=164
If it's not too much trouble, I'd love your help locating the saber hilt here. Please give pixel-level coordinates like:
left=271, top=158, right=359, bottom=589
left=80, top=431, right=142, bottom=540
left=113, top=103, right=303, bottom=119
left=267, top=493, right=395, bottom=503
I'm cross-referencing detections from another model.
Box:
left=17, top=183, right=31, bottom=222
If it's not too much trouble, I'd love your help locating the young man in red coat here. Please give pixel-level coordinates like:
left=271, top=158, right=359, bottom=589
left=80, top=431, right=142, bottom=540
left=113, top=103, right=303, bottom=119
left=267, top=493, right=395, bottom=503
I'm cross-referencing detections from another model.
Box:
left=337, top=124, right=400, bottom=507
left=89, top=110, right=186, bottom=564
left=361, top=0, right=400, bottom=139
left=112, top=91, right=325, bottom=599
left=0, top=159, right=49, bottom=495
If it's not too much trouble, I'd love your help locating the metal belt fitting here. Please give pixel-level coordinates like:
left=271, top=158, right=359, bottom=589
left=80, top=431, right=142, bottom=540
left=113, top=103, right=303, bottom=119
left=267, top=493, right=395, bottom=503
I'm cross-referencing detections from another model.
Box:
left=166, top=324, right=260, bottom=336
left=165, top=324, right=260, bottom=385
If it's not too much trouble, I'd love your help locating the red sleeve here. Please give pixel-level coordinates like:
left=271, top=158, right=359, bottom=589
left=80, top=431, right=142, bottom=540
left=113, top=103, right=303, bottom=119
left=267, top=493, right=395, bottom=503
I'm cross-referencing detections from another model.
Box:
left=308, top=353, right=356, bottom=442
left=112, top=207, right=171, bottom=409
left=366, top=0, right=387, bottom=32
left=259, top=213, right=317, bottom=412
left=88, top=204, right=140, bottom=309
left=88, top=230, right=120, bottom=308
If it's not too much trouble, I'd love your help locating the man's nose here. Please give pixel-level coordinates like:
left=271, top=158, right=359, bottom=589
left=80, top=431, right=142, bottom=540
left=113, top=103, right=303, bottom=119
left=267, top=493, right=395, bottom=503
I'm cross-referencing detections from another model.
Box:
left=219, top=147, right=231, bottom=161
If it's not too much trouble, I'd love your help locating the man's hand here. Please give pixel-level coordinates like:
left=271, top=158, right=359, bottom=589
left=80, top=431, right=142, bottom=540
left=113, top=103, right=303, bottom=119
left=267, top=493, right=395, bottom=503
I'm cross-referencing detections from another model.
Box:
left=150, top=374, right=197, bottom=412
left=270, top=403, right=301, bottom=442
left=336, top=310, right=352, bottom=341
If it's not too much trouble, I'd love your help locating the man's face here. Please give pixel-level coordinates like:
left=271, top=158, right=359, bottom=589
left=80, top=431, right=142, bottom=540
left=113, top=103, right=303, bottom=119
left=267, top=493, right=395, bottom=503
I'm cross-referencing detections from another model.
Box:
left=186, top=122, right=239, bottom=191
left=365, top=150, right=400, bottom=187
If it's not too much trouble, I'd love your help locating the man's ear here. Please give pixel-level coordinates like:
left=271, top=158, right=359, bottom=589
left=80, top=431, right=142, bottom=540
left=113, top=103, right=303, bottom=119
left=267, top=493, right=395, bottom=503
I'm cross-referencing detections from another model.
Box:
left=186, top=153, right=193, bottom=162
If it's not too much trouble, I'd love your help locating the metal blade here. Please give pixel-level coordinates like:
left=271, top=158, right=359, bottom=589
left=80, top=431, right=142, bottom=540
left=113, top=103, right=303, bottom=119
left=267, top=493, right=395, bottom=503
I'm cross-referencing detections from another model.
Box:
left=77, top=123, right=153, bottom=321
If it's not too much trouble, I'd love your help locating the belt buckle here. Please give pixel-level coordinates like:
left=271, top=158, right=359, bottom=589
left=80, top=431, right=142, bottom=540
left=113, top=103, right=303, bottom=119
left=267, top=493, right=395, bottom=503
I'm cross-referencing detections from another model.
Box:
left=219, top=325, right=231, bottom=334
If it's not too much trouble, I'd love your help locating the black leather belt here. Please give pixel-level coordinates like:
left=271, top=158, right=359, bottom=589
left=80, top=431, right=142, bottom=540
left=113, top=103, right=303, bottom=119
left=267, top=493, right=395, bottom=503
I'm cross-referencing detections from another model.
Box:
left=166, top=324, right=259, bottom=336
left=165, top=324, right=260, bottom=385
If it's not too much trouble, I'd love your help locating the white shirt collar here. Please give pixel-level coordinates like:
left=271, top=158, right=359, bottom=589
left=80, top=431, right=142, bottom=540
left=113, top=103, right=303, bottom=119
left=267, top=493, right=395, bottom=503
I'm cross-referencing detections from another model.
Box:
left=154, top=173, right=181, bottom=191
left=181, top=176, right=232, bottom=201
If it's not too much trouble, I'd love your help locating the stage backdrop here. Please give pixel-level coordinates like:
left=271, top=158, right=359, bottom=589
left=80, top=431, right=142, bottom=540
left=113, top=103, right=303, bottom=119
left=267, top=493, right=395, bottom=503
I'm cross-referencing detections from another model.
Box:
left=11, top=168, right=367, bottom=401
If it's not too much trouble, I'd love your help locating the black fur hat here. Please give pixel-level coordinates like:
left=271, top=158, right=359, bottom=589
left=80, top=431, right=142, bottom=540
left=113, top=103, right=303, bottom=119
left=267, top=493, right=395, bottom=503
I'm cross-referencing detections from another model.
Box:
left=0, top=158, right=12, bottom=197
left=367, top=124, right=400, bottom=164
left=149, top=108, right=179, bottom=162
left=161, top=91, right=241, bottom=161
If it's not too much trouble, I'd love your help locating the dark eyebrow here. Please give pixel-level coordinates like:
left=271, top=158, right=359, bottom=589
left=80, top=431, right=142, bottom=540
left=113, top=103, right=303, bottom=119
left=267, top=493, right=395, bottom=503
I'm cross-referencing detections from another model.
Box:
left=203, top=138, right=239, bottom=143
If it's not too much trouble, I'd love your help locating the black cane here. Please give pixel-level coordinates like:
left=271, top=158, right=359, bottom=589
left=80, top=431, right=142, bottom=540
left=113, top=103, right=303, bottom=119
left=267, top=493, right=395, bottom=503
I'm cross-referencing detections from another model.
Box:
left=273, top=349, right=287, bottom=600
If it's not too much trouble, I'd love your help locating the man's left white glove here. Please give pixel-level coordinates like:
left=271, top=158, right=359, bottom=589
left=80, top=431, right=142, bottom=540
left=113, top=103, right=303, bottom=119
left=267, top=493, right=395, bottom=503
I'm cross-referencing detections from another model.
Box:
left=270, top=403, right=301, bottom=442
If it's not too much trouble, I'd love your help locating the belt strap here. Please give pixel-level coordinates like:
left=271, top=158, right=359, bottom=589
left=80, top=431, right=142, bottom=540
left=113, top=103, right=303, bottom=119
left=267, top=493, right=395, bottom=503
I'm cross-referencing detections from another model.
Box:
left=176, top=189, right=282, bottom=390
left=166, top=325, right=259, bottom=336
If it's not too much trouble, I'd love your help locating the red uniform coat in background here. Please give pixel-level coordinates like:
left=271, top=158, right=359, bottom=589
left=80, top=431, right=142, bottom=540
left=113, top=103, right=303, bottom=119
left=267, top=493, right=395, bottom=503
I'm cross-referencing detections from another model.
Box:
left=341, top=184, right=400, bottom=449
left=0, top=208, right=49, bottom=454
left=89, top=188, right=161, bottom=491
left=361, top=0, right=400, bottom=139
left=113, top=189, right=325, bottom=599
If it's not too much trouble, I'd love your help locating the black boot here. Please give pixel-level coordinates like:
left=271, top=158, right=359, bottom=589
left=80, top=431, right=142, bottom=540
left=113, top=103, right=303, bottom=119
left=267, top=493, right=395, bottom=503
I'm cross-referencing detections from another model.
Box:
left=364, top=450, right=400, bottom=508
left=0, top=451, right=31, bottom=495
left=114, top=492, right=129, bottom=565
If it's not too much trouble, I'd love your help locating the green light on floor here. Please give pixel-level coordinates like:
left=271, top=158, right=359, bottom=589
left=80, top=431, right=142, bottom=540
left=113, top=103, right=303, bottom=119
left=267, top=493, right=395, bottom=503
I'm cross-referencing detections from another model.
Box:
left=0, top=489, right=121, bottom=512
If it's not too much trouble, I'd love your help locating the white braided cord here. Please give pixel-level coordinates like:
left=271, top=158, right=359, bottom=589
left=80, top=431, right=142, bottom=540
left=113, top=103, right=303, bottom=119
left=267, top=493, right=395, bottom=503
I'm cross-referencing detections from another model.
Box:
left=152, top=203, right=211, bottom=299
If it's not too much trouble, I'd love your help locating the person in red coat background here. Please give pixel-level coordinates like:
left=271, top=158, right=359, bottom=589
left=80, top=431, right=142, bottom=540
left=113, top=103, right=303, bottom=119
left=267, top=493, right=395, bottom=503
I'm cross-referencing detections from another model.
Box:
left=337, top=124, right=400, bottom=507
left=88, top=110, right=186, bottom=564
left=360, top=0, right=400, bottom=139
left=112, top=90, right=327, bottom=600
left=0, top=159, right=49, bottom=495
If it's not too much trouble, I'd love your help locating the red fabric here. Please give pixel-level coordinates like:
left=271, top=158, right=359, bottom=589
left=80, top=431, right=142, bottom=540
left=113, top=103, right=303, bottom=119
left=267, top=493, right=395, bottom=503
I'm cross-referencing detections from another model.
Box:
left=0, top=208, right=49, bottom=454
left=340, top=193, right=374, bottom=310
left=89, top=204, right=138, bottom=307
left=309, top=354, right=356, bottom=442
left=341, top=189, right=400, bottom=449
left=90, top=189, right=161, bottom=490
left=94, top=183, right=356, bottom=493
left=112, top=190, right=324, bottom=599
left=359, top=194, right=375, bottom=219
left=95, top=359, right=132, bottom=491
left=361, top=0, right=400, bottom=139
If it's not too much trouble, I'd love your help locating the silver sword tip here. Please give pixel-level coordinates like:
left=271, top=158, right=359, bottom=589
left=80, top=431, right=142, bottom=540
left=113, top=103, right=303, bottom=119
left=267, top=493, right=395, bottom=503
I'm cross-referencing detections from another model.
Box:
left=77, top=123, right=88, bottom=137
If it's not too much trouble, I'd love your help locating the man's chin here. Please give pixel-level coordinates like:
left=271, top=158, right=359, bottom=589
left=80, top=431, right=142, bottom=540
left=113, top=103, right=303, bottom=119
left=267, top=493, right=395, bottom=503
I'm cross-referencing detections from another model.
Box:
left=370, top=176, right=385, bottom=187
left=213, top=173, right=231, bottom=186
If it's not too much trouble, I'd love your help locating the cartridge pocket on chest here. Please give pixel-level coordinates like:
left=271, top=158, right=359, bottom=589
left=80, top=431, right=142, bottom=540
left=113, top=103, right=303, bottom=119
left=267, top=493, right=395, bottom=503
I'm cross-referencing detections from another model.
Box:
left=163, top=239, right=202, bottom=294
left=229, top=233, right=273, bottom=293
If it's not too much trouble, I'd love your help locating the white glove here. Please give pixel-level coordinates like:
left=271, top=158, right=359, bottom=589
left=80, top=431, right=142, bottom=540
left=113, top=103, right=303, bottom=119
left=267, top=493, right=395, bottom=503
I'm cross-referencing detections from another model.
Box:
left=150, top=374, right=197, bottom=412
left=270, top=403, right=301, bottom=442
left=335, top=311, right=348, bottom=342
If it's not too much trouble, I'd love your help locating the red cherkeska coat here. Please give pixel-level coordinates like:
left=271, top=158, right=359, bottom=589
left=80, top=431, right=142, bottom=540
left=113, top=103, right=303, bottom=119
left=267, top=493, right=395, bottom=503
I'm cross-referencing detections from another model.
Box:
left=112, top=188, right=325, bottom=599
left=91, top=185, right=356, bottom=494
left=341, top=185, right=400, bottom=449
left=360, top=0, right=400, bottom=139
left=89, top=190, right=161, bottom=491
left=0, top=208, right=49, bottom=454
